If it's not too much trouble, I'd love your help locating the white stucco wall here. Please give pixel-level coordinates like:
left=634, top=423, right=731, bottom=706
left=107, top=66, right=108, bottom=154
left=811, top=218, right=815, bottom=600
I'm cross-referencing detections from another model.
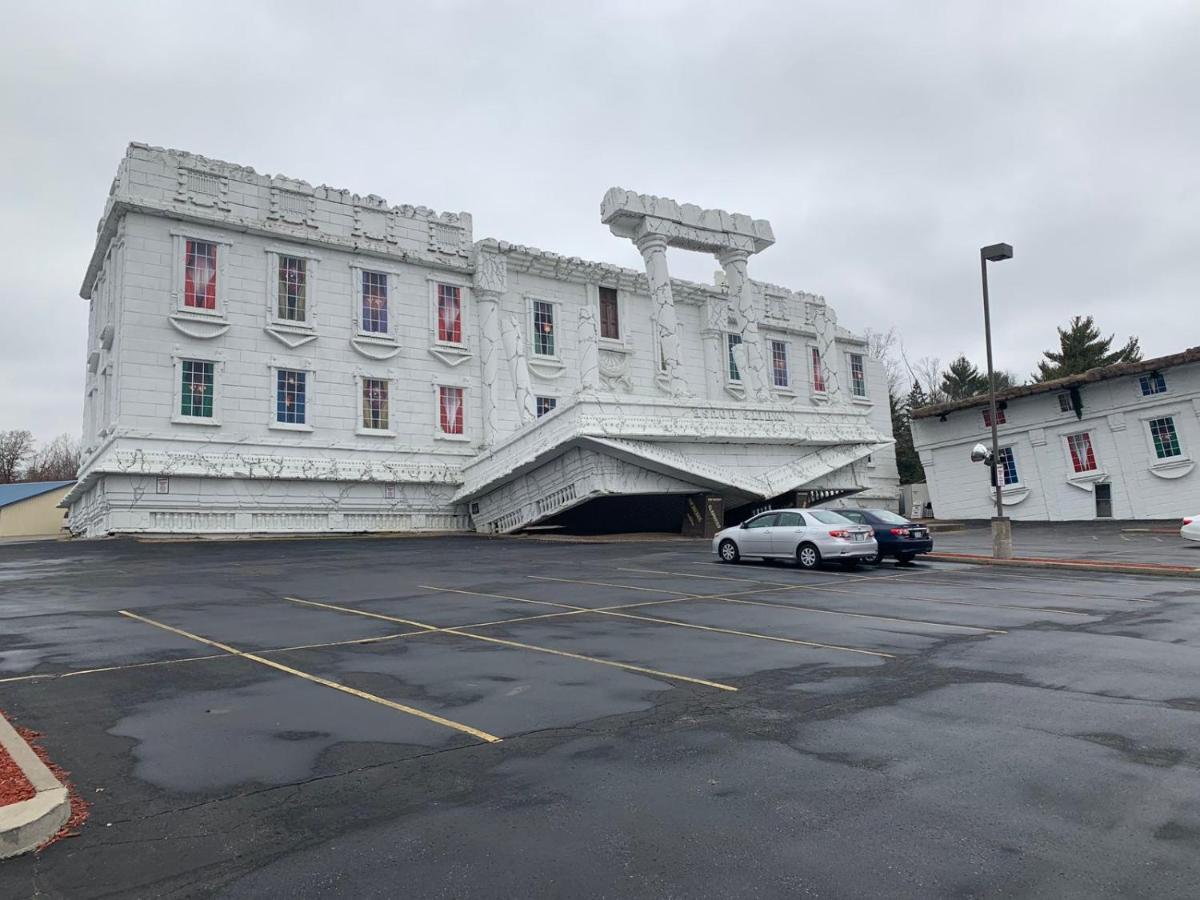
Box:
left=911, top=361, right=1200, bottom=521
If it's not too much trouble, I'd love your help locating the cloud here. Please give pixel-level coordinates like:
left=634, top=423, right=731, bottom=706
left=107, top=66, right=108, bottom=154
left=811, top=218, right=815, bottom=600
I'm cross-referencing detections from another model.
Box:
left=1, top=0, right=1196, bottom=442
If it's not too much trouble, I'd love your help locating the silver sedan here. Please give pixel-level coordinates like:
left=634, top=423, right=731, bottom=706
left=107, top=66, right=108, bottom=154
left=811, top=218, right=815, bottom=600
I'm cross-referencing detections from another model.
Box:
left=712, top=508, right=878, bottom=570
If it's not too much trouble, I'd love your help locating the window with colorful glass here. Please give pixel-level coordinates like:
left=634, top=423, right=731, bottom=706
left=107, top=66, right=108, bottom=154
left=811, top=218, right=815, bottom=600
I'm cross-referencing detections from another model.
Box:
left=849, top=353, right=867, bottom=397
left=439, top=385, right=464, bottom=435
left=436, top=283, right=462, bottom=344
left=598, top=287, right=620, bottom=340
left=727, top=334, right=743, bottom=382
left=1148, top=416, right=1181, bottom=459
left=769, top=340, right=788, bottom=387
left=532, top=301, right=555, bottom=356
left=361, top=271, right=388, bottom=333
left=362, top=378, right=389, bottom=431
left=276, top=370, right=306, bottom=424
left=184, top=240, right=217, bottom=310
left=1139, top=372, right=1167, bottom=396
left=997, top=446, right=1019, bottom=485
left=1066, top=432, right=1097, bottom=473
left=982, top=406, right=1007, bottom=427
left=811, top=347, right=825, bottom=392
left=536, top=396, right=557, bottom=418
left=180, top=360, right=214, bottom=418
left=277, top=256, right=307, bottom=321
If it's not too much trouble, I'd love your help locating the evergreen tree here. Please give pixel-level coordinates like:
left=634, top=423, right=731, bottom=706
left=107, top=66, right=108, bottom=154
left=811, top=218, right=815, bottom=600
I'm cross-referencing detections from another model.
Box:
left=939, top=355, right=990, bottom=400
left=1033, top=316, right=1142, bottom=381
left=893, top=383, right=926, bottom=485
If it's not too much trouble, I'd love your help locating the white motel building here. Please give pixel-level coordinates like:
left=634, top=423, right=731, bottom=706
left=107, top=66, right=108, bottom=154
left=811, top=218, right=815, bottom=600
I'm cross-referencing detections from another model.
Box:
left=911, top=348, right=1200, bottom=521
left=64, top=144, right=897, bottom=537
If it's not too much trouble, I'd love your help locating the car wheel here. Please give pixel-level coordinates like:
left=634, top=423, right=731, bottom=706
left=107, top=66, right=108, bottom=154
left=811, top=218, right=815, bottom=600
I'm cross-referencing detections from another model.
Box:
left=718, top=539, right=741, bottom=564
left=896, top=552, right=916, bottom=565
left=863, top=549, right=882, bottom=565
left=796, top=543, right=821, bottom=570
left=841, top=559, right=861, bottom=571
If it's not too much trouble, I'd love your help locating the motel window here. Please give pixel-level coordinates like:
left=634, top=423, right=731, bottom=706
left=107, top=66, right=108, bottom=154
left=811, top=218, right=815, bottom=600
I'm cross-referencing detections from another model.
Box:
left=982, top=406, right=1007, bottom=427
left=1148, top=416, right=1182, bottom=460
left=180, top=360, right=214, bottom=419
left=276, top=370, right=307, bottom=425
left=532, top=300, right=555, bottom=356
left=1058, top=393, right=1072, bottom=413
left=436, top=283, right=463, bottom=344
left=439, top=385, right=465, bottom=435
left=361, top=271, right=388, bottom=334
left=362, top=378, right=389, bottom=431
left=277, top=256, right=307, bottom=322
left=1066, top=432, right=1097, bottom=473
left=598, top=287, right=620, bottom=340
left=849, top=353, right=867, bottom=398
left=1139, top=373, right=1167, bottom=396
left=770, top=340, right=789, bottom=388
left=727, top=334, right=743, bottom=382
left=536, top=396, right=557, bottom=418
left=997, top=446, right=1019, bottom=485
left=184, top=240, right=217, bottom=310
left=811, top=347, right=826, bottom=393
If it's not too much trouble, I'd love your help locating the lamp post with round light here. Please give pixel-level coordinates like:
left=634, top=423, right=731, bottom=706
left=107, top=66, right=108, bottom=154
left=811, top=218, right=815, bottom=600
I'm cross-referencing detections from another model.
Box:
left=980, top=242, right=1013, bottom=558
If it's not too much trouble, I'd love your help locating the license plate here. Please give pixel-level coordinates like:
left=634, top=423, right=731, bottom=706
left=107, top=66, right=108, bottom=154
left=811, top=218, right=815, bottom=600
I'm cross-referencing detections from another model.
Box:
left=853, top=533, right=867, bottom=542
left=911, top=530, right=927, bottom=539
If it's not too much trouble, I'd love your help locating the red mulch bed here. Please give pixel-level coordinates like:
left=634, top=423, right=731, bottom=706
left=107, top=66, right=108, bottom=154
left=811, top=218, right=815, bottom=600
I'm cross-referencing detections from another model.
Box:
left=0, top=735, right=36, bottom=806
left=0, top=711, right=89, bottom=850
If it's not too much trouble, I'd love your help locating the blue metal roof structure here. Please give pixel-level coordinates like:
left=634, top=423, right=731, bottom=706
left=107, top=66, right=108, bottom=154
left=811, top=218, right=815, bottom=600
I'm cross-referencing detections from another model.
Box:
left=0, top=481, right=75, bottom=510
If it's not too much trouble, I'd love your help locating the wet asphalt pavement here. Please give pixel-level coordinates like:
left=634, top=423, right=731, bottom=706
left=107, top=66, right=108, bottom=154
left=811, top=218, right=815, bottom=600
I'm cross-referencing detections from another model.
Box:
left=1, top=534, right=1199, bottom=898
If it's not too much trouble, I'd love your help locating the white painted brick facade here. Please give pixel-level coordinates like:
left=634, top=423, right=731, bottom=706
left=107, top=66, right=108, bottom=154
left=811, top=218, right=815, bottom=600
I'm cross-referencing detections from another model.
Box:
left=911, top=357, right=1200, bottom=520
left=67, top=144, right=898, bottom=536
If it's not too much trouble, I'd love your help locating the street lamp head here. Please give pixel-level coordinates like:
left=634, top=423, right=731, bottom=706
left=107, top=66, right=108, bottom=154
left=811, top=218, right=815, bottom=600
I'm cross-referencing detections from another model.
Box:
left=981, top=242, right=1013, bottom=262
left=970, top=443, right=993, bottom=464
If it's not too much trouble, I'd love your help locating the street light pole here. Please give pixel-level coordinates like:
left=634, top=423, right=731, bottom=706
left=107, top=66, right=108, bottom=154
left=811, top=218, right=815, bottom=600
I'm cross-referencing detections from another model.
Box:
left=980, top=242, right=1013, bottom=559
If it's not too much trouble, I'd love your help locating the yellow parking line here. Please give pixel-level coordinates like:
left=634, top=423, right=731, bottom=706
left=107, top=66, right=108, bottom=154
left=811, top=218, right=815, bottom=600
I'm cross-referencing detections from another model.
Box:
left=0, top=653, right=232, bottom=685
left=424, top=585, right=894, bottom=660
left=528, top=574, right=673, bottom=594
left=282, top=596, right=738, bottom=692
left=118, top=610, right=502, bottom=743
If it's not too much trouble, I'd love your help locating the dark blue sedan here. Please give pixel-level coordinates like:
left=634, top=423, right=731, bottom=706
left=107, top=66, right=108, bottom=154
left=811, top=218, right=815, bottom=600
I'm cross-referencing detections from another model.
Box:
left=832, top=509, right=933, bottom=565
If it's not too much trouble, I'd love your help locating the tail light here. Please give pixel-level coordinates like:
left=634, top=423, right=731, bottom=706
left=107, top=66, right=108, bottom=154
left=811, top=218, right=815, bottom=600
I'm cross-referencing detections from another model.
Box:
left=1186, top=518, right=1194, bottom=526
left=828, top=529, right=849, bottom=538
left=890, top=528, right=911, bottom=537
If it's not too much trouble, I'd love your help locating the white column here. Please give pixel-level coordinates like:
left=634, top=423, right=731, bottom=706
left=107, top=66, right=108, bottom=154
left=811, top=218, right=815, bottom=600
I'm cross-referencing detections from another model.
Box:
left=578, top=305, right=600, bottom=394
left=636, top=234, right=689, bottom=397
left=501, top=313, right=537, bottom=424
left=810, top=300, right=846, bottom=404
left=718, top=248, right=771, bottom=401
left=477, top=290, right=502, bottom=445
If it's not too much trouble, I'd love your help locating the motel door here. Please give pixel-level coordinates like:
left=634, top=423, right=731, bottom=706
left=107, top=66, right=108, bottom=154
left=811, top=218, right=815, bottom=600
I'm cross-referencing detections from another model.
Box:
left=1095, top=484, right=1113, bottom=518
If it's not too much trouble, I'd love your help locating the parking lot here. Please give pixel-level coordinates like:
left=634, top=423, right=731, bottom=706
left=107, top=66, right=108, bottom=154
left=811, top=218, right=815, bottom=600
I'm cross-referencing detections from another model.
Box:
left=2, top=535, right=1200, bottom=898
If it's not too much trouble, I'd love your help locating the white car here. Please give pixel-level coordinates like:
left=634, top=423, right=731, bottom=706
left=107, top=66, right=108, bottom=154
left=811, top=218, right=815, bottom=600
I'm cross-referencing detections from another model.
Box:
left=712, top=508, right=878, bottom=570
left=1183, top=516, right=1200, bottom=543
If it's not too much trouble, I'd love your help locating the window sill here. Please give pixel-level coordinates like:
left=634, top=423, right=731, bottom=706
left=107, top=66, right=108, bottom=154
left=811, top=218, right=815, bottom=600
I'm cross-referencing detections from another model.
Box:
left=1149, top=457, right=1194, bottom=479
left=356, top=428, right=395, bottom=438
left=429, top=344, right=474, bottom=367
left=771, top=386, right=796, bottom=397
left=435, top=432, right=471, bottom=442
left=598, top=339, right=630, bottom=353
left=169, top=310, right=231, bottom=340
left=269, top=422, right=314, bottom=433
left=171, top=416, right=221, bottom=427
left=529, top=357, right=566, bottom=379
left=350, top=334, right=401, bottom=360
left=851, top=395, right=872, bottom=405
left=1065, top=471, right=1106, bottom=490
left=265, top=323, right=318, bottom=349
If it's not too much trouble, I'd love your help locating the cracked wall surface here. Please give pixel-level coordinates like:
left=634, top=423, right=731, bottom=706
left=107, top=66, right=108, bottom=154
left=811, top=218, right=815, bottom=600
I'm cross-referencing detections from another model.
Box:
left=69, top=146, right=898, bottom=536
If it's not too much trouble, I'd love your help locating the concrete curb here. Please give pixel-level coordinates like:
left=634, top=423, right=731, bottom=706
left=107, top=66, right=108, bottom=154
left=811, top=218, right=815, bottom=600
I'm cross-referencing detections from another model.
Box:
left=926, top=552, right=1200, bottom=578
left=0, top=713, right=70, bottom=859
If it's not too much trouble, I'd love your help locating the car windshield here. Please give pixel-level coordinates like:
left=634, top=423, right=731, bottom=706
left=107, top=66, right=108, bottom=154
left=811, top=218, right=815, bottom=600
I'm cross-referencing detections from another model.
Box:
left=867, top=510, right=911, bottom=525
left=808, top=510, right=853, bottom=525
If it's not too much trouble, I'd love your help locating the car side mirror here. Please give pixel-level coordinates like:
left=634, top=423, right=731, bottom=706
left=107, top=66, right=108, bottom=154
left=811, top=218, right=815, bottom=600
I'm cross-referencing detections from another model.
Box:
left=739, top=522, right=749, bottom=529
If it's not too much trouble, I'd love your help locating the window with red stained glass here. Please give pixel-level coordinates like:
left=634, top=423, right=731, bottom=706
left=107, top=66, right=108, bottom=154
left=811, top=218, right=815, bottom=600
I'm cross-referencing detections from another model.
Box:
left=437, top=284, right=462, bottom=344
left=1066, top=432, right=1097, bottom=473
left=184, top=240, right=217, bottom=310
left=982, top=407, right=1007, bottom=427
left=811, top=347, right=826, bottom=393
left=439, top=386, right=464, bottom=435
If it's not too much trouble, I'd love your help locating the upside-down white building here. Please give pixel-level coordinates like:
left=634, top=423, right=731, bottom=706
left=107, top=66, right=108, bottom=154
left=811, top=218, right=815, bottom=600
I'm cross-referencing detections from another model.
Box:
left=65, top=144, right=896, bottom=537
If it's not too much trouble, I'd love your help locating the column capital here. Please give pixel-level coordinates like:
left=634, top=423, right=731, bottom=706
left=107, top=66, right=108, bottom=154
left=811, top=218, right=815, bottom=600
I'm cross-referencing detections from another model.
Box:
left=475, top=288, right=502, bottom=305
left=717, top=247, right=751, bottom=268
left=635, top=232, right=670, bottom=256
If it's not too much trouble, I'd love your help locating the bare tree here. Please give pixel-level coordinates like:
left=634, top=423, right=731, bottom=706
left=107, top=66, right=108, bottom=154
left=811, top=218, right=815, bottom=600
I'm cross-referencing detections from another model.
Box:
left=898, top=345, right=946, bottom=405
left=0, top=430, right=35, bottom=483
left=863, top=326, right=904, bottom=399
left=24, top=434, right=81, bottom=482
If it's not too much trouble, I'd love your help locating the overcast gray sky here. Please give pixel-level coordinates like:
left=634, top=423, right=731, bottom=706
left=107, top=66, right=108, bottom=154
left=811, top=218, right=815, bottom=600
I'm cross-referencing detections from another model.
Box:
left=3, top=1, right=1197, bottom=444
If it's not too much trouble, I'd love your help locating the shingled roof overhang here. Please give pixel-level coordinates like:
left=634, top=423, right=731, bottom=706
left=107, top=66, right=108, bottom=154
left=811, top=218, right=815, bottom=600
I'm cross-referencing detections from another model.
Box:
left=911, top=346, right=1200, bottom=420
